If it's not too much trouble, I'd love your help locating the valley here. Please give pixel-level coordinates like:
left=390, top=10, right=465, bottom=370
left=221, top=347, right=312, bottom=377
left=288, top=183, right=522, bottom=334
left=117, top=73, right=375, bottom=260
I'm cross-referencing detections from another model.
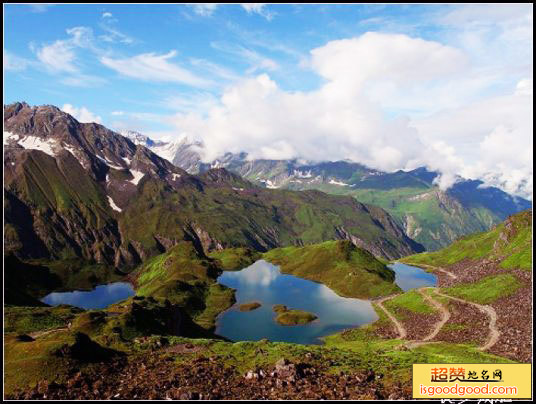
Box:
left=125, top=131, right=531, bottom=251
left=3, top=103, right=532, bottom=400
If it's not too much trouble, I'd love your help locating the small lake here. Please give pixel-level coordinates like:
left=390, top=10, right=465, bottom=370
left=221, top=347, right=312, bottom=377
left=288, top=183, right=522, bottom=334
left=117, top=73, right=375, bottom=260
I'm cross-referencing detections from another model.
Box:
left=41, top=282, right=135, bottom=309
left=389, top=262, right=437, bottom=291
left=216, top=260, right=379, bottom=345
left=216, top=260, right=437, bottom=345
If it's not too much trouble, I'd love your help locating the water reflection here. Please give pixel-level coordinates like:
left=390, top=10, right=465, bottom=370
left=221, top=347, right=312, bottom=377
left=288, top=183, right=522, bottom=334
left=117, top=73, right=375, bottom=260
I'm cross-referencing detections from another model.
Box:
left=216, top=260, right=378, bottom=345
left=389, top=263, right=437, bottom=291
left=41, top=282, right=135, bottom=309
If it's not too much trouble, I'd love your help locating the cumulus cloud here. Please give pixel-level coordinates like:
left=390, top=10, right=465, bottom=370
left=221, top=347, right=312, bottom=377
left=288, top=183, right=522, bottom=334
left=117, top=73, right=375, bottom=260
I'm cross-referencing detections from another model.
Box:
left=100, top=50, right=212, bottom=87
left=414, top=77, right=533, bottom=197
left=163, top=34, right=457, bottom=166
left=62, top=104, right=102, bottom=124
left=160, top=31, right=532, bottom=198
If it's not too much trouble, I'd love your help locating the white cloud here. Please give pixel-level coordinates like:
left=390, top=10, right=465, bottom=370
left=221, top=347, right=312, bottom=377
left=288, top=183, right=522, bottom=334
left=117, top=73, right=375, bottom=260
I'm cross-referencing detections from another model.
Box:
left=4, top=51, right=30, bottom=71
left=190, top=4, right=219, bottom=16
left=28, top=4, right=51, bottom=13
left=211, top=41, right=279, bottom=74
left=99, top=13, right=135, bottom=44
left=100, top=50, right=212, bottom=87
left=37, top=39, right=78, bottom=73
left=414, top=77, right=533, bottom=197
left=62, top=104, right=102, bottom=124
left=241, top=4, right=274, bottom=20
left=161, top=31, right=532, bottom=198
left=34, top=26, right=97, bottom=73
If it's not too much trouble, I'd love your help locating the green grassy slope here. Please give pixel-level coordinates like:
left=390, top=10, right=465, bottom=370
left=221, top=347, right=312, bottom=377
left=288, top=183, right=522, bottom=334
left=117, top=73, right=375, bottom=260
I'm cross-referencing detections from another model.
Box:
left=119, top=176, right=422, bottom=263
left=263, top=240, right=400, bottom=299
left=4, top=150, right=121, bottom=262
left=400, top=210, right=532, bottom=270
left=133, top=241, right=235, bottom=331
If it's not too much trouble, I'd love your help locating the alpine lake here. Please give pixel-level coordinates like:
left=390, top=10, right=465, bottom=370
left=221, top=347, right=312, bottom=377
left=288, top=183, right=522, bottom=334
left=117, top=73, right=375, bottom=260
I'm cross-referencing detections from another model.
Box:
left=41, top=261, right=436, bottom=344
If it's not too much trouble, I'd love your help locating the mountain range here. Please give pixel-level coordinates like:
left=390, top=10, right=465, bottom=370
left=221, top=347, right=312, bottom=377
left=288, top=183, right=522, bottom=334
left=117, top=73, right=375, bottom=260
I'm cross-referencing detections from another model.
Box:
left=4, top=102, right=423, bottom=270
left=123, top=130, right=531, bottom=250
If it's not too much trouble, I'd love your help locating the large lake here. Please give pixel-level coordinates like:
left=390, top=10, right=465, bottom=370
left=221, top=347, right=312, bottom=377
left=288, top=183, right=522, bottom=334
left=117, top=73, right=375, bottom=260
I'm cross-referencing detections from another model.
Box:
left=41, top=282, right=135, bottom=309
left=215, top=260, right=436, bottom=345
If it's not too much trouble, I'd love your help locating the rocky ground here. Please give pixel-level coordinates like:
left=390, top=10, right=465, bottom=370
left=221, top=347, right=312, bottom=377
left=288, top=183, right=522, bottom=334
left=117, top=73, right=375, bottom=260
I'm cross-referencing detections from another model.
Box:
left=432, top=299, right=488, bottom=346
left=7, top=349, right=411, bottom=400
left=435, top=259, right=532, bottom=363
left=488, top=270, right=532, bottom=363
left=387, top=305, right=441, bottom=341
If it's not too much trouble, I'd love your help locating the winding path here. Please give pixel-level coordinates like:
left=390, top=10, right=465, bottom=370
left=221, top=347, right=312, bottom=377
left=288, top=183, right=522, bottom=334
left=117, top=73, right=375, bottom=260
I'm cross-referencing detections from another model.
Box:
left=374, top=294, right=407, bottom=339
left=376, top=270, right=499, bottom=351
left=417, top=288, right=450, bottom=342
left=29, top=326, right=69, bottom=339
left=433, top=290, right=500, bottom=351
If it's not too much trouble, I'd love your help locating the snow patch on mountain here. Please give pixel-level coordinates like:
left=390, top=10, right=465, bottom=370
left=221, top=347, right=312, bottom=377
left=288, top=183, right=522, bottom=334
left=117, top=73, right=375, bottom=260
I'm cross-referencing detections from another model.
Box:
left=107, top=196, right=122, bottom=212
left=3, top=131, right=19, bottom=145
left=129, top=170, right=145, bottom=185
left=260, top=179, right=279, bottom=189
left=293, top=169, right=313, bottom=178
left=16, top=135, right=57, bottom=157
left=329, top=179, right=349, bottom=186
left=151, top=142, right=184, bottom=164
left=96, top=155, right=123, bottom=170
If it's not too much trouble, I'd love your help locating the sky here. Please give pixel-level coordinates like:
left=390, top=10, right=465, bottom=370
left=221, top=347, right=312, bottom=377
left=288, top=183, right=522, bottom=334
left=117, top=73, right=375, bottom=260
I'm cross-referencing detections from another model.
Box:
left=3, top=3, right=533, bottom=198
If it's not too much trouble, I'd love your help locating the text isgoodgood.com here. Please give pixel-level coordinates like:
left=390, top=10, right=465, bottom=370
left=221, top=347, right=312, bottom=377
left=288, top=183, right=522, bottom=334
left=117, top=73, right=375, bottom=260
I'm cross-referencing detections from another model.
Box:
left=420, top=383, right=518, bottom=397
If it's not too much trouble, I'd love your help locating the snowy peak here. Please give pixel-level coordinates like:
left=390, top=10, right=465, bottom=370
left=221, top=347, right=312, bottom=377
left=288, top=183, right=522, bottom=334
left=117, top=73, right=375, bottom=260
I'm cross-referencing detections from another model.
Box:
left=121, top=130, right=162, bottom=147
left=4, top=103, right=188, bottom=196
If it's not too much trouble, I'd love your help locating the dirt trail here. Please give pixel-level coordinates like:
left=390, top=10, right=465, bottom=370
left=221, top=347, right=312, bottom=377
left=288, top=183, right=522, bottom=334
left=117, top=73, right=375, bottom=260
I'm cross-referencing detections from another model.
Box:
left=378, top=285, right=499, bottom=352
left=434, top=290, right=500, bottom=351
left=28, top=327, right=69, bottom=339
left=400, top=262, right=458, bottom=280
left=374, top=294, right=407, bottom=339
left=417, top=288, right=450, bottom=341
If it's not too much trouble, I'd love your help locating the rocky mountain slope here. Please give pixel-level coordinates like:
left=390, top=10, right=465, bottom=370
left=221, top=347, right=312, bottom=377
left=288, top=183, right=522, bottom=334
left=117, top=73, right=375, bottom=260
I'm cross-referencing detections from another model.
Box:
left=400, top=209, right=532, bottom=362
left=130, top=132, right=530, bottom=251
left=4, top=102, right=423, bottom=271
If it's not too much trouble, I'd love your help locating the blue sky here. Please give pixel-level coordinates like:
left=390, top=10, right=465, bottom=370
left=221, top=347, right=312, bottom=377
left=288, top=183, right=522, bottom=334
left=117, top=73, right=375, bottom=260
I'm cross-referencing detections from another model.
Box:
left=3, top=4, right=533, bottom=198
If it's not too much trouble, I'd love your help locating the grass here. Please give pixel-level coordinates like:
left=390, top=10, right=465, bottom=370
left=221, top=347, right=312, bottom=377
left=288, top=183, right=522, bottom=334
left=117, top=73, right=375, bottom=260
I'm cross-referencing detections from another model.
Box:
left=384, top=290, right=436, bottom=320
left=274, top=309, right=318, bottom=326
left=4, top=305, right=83, bottom=334
left=3, top=299, right=515, bottom=396
left=401, top=210, right=532, bottom=270
left=208, top=248, right=261, bottom=271
left=443, top=274, right=522, bottom=305
left=134, top=242, right=236, bottom=331
left=263, top=240, right=400, bottom=299
left=272, top=304, right=287, bottom=313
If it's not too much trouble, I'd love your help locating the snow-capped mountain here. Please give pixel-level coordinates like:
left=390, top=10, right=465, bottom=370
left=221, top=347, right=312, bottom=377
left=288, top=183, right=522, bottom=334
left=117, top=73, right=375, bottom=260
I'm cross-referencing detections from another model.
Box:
left=121, top=130, right=205, bottom=173
left=121, top=130, right=531, bottom=251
